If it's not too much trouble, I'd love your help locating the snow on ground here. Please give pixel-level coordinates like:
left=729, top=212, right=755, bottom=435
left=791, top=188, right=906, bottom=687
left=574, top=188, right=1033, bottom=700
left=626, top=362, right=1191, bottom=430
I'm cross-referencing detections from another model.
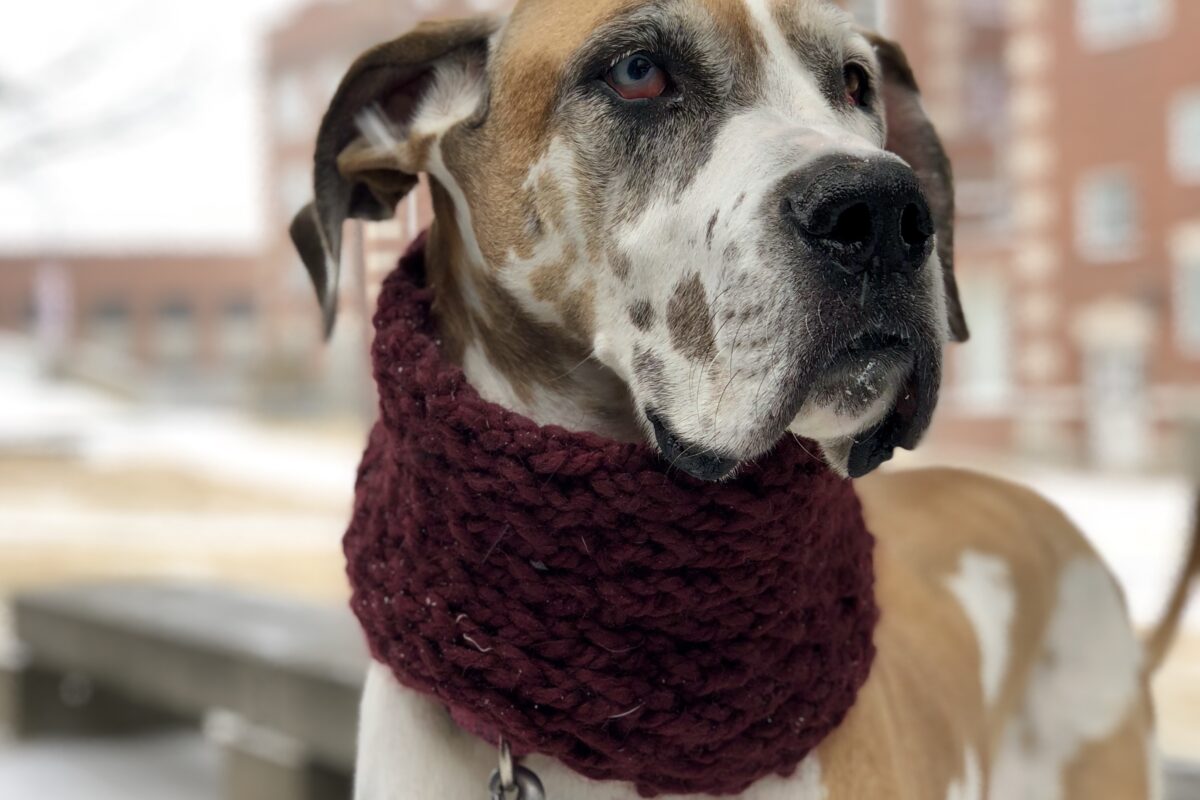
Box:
left=81, top=408, right=362, bottom=504
left=0, top=733, right=219, bottom=800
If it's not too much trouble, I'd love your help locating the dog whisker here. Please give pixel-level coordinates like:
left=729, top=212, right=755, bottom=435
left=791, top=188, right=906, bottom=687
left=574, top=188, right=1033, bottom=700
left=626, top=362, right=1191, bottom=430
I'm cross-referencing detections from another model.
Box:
left=550, top=352, right=596, bottom=383
left=713, top=317, right=747, bottom=421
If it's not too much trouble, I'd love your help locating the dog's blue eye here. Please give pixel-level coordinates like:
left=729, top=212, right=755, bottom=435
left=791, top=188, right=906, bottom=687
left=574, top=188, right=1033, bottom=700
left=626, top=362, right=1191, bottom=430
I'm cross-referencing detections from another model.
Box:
left=605, top=53, right=668, bottom=100
left=623, top=56, right=654, bottom=81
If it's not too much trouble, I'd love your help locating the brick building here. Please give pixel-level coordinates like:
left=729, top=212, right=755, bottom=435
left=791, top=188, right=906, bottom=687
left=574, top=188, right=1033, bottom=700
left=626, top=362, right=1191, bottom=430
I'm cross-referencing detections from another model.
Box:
left=0, top=252, right=262, bottom=388
left=871, top=0, right=1200, bottom=472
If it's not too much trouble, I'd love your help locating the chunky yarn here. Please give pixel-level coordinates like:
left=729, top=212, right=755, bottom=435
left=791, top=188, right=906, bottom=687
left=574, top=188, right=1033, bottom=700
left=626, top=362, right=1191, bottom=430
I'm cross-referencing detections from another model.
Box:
left=345, top=236, right=879, bottom=796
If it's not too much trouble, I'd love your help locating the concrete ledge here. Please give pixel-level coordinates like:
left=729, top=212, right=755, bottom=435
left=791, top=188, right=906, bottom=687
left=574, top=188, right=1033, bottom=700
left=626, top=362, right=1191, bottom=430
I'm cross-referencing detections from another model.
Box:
left=1, top=646, right=182, bottom=740
left=13, top=582, right=367, bottom=770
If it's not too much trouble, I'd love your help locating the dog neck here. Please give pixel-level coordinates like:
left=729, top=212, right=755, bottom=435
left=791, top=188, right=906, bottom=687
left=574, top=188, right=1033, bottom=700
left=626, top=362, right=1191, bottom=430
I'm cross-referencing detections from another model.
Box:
left=422, top=184, right=642, bottom=443
left=348, top=237, right=879, bottom=795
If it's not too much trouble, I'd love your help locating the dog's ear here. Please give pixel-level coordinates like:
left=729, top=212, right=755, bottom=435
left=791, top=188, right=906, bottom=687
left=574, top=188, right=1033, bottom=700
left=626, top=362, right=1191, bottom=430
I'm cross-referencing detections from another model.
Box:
left=867, top=33, right=969, bottom=343
left=290, top=16, right=500, bottom=337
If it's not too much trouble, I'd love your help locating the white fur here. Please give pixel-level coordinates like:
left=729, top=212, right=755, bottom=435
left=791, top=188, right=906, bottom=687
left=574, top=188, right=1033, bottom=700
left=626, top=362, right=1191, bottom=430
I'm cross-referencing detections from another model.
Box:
left=791, top=387, right=901, bottom=441
left=1147, top=737, right=1164, bottom=800
left=609, top=105, right=899, bottom=458
left=987, top=557, right=1143, bottom=800
left=946, top=551, right=1016, bottom=708
left=355, top=664, right=496, bottom=800
left=946, top=748, right=984, bottom=800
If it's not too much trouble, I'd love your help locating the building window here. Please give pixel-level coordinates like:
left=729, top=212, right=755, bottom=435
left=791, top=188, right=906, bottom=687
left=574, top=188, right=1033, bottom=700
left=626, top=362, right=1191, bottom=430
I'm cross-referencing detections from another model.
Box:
left=1170, top=89, right=1200, bottom=184
left=965, top=59, right=1008, bottom=133
left=1178, top=254, right=1200, bottom=354
left=1075, top=169, right=1139, bottom=261
left=89, top=301, right=131, bottom=353
left=220, top=300, right=259, bottom=367
left=1077, top=0, right=1169, bottom=50
left=157, top=301, right=197, bottom=366
left=1083, top=345, right=1151, bottom=469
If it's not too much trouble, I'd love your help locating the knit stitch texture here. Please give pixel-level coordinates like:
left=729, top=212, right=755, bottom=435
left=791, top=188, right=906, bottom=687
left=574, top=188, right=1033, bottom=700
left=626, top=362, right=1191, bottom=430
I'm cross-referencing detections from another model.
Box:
left=345, top=235, right=879, bottom=796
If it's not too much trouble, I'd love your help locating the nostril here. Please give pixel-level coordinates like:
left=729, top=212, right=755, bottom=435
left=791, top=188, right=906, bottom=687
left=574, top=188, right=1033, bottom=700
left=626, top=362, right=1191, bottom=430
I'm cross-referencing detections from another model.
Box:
left=828, top=203, right=873, bottom=248
left=899, top=203, right=930, bottom=248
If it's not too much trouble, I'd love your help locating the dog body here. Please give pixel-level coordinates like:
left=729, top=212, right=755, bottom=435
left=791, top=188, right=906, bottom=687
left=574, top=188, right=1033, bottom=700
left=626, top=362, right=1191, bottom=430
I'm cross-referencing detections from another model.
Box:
left=289, top=2, right=1174, bottom=797
left=353, top=469, right=1156, bottom=800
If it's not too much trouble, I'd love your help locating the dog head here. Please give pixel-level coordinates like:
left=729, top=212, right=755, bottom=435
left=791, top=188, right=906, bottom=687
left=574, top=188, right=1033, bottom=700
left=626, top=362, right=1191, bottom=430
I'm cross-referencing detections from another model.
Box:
left=292, top=0, right=969, bottom=480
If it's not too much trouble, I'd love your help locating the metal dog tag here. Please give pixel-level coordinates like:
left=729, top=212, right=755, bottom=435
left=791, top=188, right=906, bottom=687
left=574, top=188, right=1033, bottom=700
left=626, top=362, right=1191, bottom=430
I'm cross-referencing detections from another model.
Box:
left=488, top=766, right=546, bottom=800
left=489, top=739, right=546, bottom=800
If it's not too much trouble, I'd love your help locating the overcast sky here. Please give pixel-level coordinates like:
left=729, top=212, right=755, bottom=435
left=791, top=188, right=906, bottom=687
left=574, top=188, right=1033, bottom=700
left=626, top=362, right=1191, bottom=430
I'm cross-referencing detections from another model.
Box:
left=0, top=0, right=310, bottom=252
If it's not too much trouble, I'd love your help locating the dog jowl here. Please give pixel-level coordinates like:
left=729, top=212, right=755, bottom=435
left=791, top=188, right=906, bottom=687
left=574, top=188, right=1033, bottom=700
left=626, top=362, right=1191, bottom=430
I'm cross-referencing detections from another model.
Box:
left=291, top=0, right=970, bottom=481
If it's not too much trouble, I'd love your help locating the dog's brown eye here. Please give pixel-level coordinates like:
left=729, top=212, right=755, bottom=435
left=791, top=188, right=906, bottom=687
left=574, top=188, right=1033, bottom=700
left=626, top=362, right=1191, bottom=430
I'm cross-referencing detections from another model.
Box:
left=843, top=64, right=868, bottom=107
left=605, top=53, right=668, bottom=100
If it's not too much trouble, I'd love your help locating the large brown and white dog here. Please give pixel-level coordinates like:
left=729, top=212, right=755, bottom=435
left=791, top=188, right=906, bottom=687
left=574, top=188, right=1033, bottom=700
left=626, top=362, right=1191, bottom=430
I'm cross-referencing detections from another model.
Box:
left=291, top=1, right=1199, bottom=797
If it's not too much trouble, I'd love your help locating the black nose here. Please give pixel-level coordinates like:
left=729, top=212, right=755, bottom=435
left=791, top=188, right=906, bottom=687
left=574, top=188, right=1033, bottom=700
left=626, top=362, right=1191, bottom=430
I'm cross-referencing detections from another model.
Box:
left=782, top=155, right=934, bottom=276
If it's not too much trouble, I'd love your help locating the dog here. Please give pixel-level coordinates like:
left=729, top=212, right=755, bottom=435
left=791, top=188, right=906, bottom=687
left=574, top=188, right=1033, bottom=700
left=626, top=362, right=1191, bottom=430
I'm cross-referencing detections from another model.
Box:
left=290, top=2, right=1200, bottom=797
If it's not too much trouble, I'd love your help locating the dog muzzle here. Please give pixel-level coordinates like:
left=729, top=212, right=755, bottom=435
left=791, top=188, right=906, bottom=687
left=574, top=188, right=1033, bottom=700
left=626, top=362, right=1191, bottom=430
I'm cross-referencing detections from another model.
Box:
left=345, top=236, right=879, bottom=796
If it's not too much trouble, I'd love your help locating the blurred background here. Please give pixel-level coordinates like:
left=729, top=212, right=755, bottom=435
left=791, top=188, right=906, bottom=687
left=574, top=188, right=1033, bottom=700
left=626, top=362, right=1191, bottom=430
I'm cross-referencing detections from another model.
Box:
left=0, top=0, right=1197, bottom=797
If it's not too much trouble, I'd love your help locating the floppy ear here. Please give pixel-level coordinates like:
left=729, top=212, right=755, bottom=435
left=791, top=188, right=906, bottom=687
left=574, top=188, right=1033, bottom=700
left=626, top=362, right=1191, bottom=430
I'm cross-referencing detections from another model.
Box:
left=867, top=34, right=969, bottom=343
left=290, top=16, right=500, bottom=337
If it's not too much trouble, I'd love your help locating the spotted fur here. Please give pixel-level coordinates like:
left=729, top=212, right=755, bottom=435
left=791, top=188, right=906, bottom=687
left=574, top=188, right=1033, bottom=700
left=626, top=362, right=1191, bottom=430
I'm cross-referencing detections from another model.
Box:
left=287, top=3, right=1165, bottom=798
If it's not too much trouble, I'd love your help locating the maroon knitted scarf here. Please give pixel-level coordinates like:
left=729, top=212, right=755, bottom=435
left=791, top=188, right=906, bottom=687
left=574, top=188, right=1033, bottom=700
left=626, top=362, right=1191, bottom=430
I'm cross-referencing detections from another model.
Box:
left=345, top=237, right=879, bottom=797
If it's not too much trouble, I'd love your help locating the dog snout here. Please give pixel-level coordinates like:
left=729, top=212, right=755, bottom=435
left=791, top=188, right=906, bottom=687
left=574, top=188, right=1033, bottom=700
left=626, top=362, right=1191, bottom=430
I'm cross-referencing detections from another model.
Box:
left=782, top=155, right=934, bottom=278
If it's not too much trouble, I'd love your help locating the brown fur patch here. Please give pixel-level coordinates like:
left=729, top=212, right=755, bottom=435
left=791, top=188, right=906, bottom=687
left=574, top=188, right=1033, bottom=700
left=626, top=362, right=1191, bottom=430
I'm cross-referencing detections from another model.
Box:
left=428, top=182, right=587, bottom=402
left=562, top=279, right=597, bottom=337
left=529, top=245, right=579, bottom=302
left=707, top=0, right=768, bottom=74
left=815, top=543, right=986, bottom=799
left=610, top=249, right=632, bottom=281
left=629, top=300, right=655, bottom=331
left=632, top=345, right=668, bottom=401
left=518, top=192, right=544, bottom=254
left=666, top=274, right=716, bottom=362
left=705, top=210, right=719, bottom=250
left=397, top=132, right=437, bottom=174
left=1061, top=705, right=1154, bottom=800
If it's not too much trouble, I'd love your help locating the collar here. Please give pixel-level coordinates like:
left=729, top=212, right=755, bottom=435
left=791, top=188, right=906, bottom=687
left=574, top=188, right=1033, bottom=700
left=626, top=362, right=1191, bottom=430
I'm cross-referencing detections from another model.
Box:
left=345, top=235, right=878, bottom=797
